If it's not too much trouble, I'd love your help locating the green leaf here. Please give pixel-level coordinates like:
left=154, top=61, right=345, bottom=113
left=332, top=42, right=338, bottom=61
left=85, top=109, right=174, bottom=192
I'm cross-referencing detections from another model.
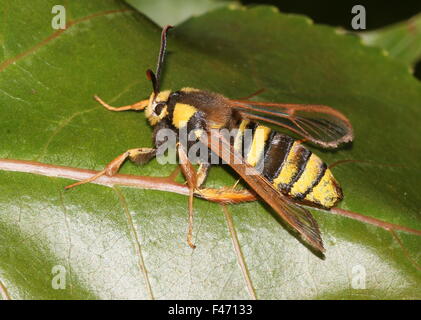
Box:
left=0, top=0, right=420, bottom=299
left=125, top=0, right=238, bottom=26
left=360, top=13, right=421, bottom=69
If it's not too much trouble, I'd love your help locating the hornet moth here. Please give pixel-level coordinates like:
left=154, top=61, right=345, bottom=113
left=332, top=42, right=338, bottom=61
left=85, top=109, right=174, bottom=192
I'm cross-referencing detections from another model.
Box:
left=65, top=25, right=353, bottom=253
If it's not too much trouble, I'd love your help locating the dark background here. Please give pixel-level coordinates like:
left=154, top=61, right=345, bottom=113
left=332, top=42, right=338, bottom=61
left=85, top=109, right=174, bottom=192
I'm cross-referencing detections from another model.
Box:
left=241, top=0, right=421, bottom=79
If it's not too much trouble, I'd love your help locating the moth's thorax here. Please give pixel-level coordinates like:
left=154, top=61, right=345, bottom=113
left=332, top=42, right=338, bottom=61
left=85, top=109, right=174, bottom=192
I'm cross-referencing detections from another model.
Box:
left=144, top=87, right=232, bottom=129
left=145, top=90, right=171, bottom=126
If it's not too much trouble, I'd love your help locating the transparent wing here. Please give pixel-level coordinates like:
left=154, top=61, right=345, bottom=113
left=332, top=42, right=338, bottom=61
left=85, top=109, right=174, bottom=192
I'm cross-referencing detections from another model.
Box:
left=230, top=100, right=353, bottom=148
left=202, top=129, right=325, bottom=252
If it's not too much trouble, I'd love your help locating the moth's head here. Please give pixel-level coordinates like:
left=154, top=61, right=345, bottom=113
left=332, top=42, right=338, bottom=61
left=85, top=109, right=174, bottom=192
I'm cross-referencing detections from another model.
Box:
left=145, top=89, right=171, bottom=125
left=143, top=25, right=173, bottom=126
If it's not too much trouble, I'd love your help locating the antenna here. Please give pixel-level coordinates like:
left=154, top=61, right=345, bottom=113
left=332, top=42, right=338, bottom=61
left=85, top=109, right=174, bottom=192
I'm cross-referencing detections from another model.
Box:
left=147, top=25, right=173, bottom=97
left=146, top=69, right=158, bottom=95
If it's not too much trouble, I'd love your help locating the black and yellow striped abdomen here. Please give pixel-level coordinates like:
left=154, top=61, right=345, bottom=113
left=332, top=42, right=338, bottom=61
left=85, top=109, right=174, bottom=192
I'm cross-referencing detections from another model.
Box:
left=234, top=120, right=342, bottom=208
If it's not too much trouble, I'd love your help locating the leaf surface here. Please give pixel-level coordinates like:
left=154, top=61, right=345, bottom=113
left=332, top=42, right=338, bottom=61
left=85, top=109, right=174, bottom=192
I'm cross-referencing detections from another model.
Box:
left=0, top=0, right=420, bottom=299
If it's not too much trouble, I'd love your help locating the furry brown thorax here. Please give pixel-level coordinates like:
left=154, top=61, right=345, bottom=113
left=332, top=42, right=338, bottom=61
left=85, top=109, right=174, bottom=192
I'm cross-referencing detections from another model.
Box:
left=144, top=87, right=234, bottom=129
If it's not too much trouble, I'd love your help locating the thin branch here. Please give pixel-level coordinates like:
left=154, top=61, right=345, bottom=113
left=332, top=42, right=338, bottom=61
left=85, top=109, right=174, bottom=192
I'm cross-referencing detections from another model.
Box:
left=0, top=158, right=420, bottom=238
left=0, top=159, right=255, bottom=204
left=0, top=158, right=189, bottom=195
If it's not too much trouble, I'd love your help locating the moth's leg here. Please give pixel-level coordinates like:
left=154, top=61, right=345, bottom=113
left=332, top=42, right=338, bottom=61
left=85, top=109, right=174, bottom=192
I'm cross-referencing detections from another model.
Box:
left=197, top=162, right=241, bottom=196
left=64, top=148, right=156, bottom=189
left=196, top=162, right=211, bottom=188
left=295, top=138, right=309, bottom=145
left=177, top=143, right=199, bottom=249
left=94, top=95, right=149, bottom=112
left=195, top=187, right=256, bottom=204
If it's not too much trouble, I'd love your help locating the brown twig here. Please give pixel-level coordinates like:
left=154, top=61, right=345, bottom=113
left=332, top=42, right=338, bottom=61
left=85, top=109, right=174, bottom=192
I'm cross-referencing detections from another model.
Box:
left=0, top=159, right=255, bottom=203
left=0, top=158, right=189, bottom=195
left=0, top=158, right=420, bottom=237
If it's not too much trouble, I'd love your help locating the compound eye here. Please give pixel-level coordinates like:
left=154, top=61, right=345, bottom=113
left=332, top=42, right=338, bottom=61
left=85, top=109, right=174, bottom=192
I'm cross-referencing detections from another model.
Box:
left=154, top=102, right=166, bottom=115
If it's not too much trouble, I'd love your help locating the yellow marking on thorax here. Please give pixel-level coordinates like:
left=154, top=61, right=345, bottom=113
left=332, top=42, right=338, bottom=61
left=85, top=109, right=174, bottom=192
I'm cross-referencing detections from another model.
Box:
left=172, top=103, right=197, bottom=128
left=290, top=154, right=323, bottom=197
left=234, top=119, right=250, bottom=152
left=305, top=169, right=340, bottom=208
left=273, top=142, right=302, bottom=188
left=246, top=126, right=271, bottom=166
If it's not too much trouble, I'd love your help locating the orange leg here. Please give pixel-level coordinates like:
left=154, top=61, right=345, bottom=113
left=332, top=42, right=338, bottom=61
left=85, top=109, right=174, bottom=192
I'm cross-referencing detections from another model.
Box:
left=196, top=163, right=210, bottom=188
left=65, top=95, right=150, bottom=189
left=177, top=143, right=198, bottom=249
left=232, top=179, right=241, bottom=189
left=195, top=187, right=256, bottom=204
left=177, top=143, right=256, bottom=248
left=94, top=95, right=149, bottom=112
left=64, top=148, right=156, bottom=189
left=296, top=138, right=309, bottom=145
